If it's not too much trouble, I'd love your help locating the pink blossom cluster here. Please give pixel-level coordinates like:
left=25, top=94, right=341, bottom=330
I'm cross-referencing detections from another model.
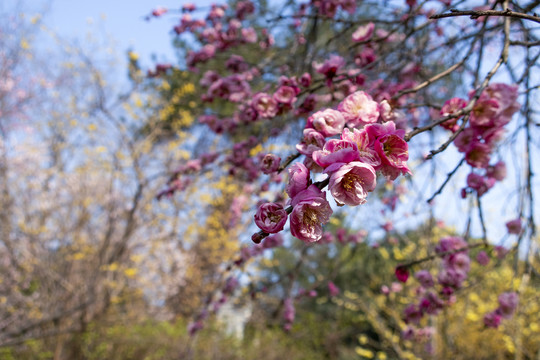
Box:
left=172, top=3, right=259, bottom=68
left=441, top=84, right=519, bottom=198
left=320, top=228, right=367, bottom=244
left=402, top=236, right=471, bottom=325
left=314, top=0, right=357, bottom=18
left=254, top=90, right=411, bottom=243
left=157, top=152, right=219, bottom=200
left=283, top=298, right=295, bottom=331
left=483, top=292, right=519, bottom=328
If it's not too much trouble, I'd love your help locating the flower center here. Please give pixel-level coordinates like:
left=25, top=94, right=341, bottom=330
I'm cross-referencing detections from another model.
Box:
left=303, top=208, right=319, bottom=226
left=343, top=173, right=361, bottom=191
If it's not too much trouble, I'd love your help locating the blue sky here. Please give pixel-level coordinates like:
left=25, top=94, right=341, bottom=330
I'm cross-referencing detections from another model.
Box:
left=22, top=0, right=213, bottom=66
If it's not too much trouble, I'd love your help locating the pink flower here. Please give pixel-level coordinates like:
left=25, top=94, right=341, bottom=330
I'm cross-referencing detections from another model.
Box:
left=312, top=139, right=360, bottom=169
left=379, top=100, right=406, bottom=126
left=182, top=3, right=196, bottom=12
left=484, top=83, right=520, bottom=119
left=466, top=173, right=494, bottom=197
left=152, top=7, right=168, bottom=17
left=435, top=236, right=467, bottom=254
left=476, top=251, right=490, bottom=266
left=506, top=218, right=522, bottom=235
left=252, top=92, right=278, bottom=118
left=365, top=121, right=406, bottom=141
left=273, top=85, right=297, bottom=105
left=437, top=268, right=467, bottom=289
left=395, top=265, right=409, bottom=283
left=324, top=161, right=377, bottom=206
left=445, top=252, right=470, bottom=274
left=340, top=128, right=381, bottom=168
left=254, top=202, right=288, bottom=234
left=286, top=162, right=310, bottom=199
left=260, top=154, right=281, bottom=174
left=283, top=298, right=295, bottom=323
left=373, top=134, right=411, bottom=180
left=299, top=72, right=312, bottom=87
left=420, top=293, right=444, bottom=315
left=352, top=22, right=375, bottom=42
left=486, top=161, right=506, bottom=181
left=470, top=98, right=499, bottom=128
left=328, top=281, right=340, bottom=296
left=296, top=128, right=326, bottom=156
left=440, top=97, right=467, bottom=132
left=465, top=142, right=491, bottom=169
left=337, top=91, right=379, bottom=127
left=289, top=185, right=333, bottom=243
left=241, top=27, right=258, bottom=43
left=454, top=127, right=478, bottom=153
left=484, top=311, right=502, bottom=328
left=494, top=246, right=509, bottom=259
left=498, top=292, right=519, bottom=318
left=415, top=270, right=434, bottom=288
left=313, top=54, right=345, bottom=79
left=307, top=109, right=345, bottom=137
left=403, top=304, right=422, bottom=324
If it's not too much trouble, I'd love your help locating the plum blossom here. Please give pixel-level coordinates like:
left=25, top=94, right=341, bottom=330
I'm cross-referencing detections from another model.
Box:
left=324, top=161, right=377, bottom=206
left=299, top=72, right=312, bottom=87
left=328, top=281, right=340, bottom=296
left=283, top=298, right=295, bottom=324
left=286, top=162, right=310, bottom=199
left=415, top=270, right=434, bottom=288
left=373, top=133, right=411, bottom=180
left=484, top=83, right=520, bottom=120
left=506, top=218, right=522, bottom=235
left=289, top=185, right=333, bottom=242
left=252, top=92, right=278, bottom=118
left=340, top=128, right=381, bottom=167
left=486, top=161, right=506, bottom=181
left=254, top=202, right=288, bottom=234
left=296, top=128, right=326, bottom=157
left=476, top=251, right=490, bottom=266
left=470, top=98, right=500, bottom=128
left=313, top=55, right=345, bottom=84
left=465, top=141, right=491, bottom=168
left=260, top=154, right=281, bottom=174
left=273, top=85, right=297, bottom=105
left=498, top=292, right=519, bottom=318
left=440, top=97, right=467, bottom=132
left=312, top=139, right=360, bottom=169
left=352, top=22, right=375, bottom=42
left=307, top=108, right=345, bottom=137
left=395, top=266, right=409, bottom=283
left=337, top=91, right=379, bottom=127
left=484, top=311, right=502, bottom=328
left=466, top=172, right=495, bottom=197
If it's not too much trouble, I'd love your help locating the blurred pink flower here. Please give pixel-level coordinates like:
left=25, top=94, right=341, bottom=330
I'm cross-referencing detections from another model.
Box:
left=352, top=22, right=375, bottom=42
left=254, top=202, right=288, bottom=233
left=506, top=218, right=522, bottom=235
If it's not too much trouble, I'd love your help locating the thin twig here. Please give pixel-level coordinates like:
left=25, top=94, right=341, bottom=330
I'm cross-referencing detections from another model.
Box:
left=476, top=194, right=488, bottom=245
left=427, top=157, right=465, bottom=203
left=430, top=9, right=540, bottom=25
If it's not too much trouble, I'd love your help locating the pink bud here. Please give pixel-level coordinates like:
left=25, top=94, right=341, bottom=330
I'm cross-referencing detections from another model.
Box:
left=395, top=265, right=409, bottom=283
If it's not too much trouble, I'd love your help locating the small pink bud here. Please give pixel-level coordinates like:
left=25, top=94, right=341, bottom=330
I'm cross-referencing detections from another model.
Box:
left=395, top=265, right=409, bottom=283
